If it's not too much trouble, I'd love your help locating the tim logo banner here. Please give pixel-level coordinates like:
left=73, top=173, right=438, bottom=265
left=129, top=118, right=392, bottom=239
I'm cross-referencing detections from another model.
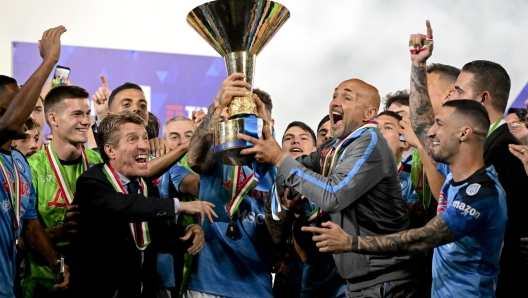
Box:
left=12, top=42, right=227, bottom=136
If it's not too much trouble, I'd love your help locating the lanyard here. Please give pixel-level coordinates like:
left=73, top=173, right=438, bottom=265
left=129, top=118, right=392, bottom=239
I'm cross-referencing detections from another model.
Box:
left=227, top=166, right=258, bottom=220
left=0, top=154, right=21, bottom=231
left=45, top=142, right=89, bottom=206
left=102, top=164, right=150, bottom=251
left=487, top=119, right=505, bottom=137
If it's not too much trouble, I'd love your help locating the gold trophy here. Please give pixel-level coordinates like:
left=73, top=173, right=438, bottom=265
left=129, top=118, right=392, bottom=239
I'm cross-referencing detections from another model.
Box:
left=187, top=0, right=290, bottom=166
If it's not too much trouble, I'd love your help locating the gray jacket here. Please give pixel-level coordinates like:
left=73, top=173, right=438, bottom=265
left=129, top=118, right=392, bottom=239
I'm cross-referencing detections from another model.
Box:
left=277, top=128, right=421, bottom=291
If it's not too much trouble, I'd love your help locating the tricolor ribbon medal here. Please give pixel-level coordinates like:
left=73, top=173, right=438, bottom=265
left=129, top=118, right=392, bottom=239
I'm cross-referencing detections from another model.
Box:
left=102, top=164, right=151, bottom=252
left=46, top=142, right=89, bottom=206
left=0, top=155, right=22, bottom=232
left=226, top=166, right=257, bottom=240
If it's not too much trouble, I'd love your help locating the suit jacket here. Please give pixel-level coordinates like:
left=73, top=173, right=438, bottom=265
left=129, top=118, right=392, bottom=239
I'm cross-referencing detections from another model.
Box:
left=68, top=164, right=189, bottom=298
left=484, top=124, right=528, bottom=295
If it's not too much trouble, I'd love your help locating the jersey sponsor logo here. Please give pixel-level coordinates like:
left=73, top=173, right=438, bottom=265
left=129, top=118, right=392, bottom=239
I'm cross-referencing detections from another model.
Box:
left=437, top=191, right=447, bottom=214
left=2, top=172, right=30, bottom=196
left=39, top=175, right=54, bottom=182
left=48, top=186, right=76, bottom=208
left=152, top=176, right=161, bottom=186
left=451, top=200, right=481, bottom=219
left=466, top=183, right=481, bottom=196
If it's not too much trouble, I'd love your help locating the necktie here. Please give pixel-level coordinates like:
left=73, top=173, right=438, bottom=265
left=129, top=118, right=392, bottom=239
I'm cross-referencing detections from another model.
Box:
left=127, top=180, right=140, bottom=194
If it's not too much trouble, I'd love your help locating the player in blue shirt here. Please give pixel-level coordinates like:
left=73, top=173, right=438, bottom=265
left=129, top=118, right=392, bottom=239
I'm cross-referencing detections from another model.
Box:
left=185, top=74, right=280, bottom=298
left=264, top=100, right=505, bottom=297
left=0, top=25, right=70, bottom=298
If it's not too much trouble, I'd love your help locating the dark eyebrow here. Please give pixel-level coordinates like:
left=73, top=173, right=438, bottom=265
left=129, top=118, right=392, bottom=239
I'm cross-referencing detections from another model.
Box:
left=318, top=128, right=328, bottom=133
left=455, top=86, right=462, bottom=92
left=343, top=88, right=353, bottom=93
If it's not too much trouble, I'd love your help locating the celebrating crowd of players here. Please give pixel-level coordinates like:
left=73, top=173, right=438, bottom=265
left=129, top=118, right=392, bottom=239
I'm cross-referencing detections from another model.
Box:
left=1, top=20, right=528, bottom=298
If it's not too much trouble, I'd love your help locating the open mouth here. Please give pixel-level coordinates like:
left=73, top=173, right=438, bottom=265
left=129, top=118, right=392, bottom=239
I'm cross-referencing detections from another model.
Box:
left=332, top=111, right=343, bottom=128
left=290, top=147, right=303, bottom=153
left=135, top=155, right=147, bottom=165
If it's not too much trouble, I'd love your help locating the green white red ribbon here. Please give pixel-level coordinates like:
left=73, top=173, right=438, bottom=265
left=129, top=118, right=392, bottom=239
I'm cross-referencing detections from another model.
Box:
left=46, top=142, right=88, bottom=206
left=0, top=154, right=21, bottom=231
left=102, top=163, right=151, bottom=252
left=227, top=166, right=258, bottom=220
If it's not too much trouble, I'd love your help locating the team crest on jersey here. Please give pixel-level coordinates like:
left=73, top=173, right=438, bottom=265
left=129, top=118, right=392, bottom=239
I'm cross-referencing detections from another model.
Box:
left=15, top=158, right=25, bottom=173
left=466, top=183, right=481, bottom=196
left=1, top=199, right=10, bottom=213
left=400, top=180, right=408, bottom=189
left=437, top=191, right=447, bottom=214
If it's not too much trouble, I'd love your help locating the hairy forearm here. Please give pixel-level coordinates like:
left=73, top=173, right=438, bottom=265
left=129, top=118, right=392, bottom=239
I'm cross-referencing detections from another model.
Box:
left=351, top=215, right=456, bottom=255
left=416, top=144, right=445, bottom=200
left=187, top=104, right=221, bottom=173
left=44, top=226, right=64, bottom=243
left=24, top=219, right=58, bottom=267
left=0, top=60, right=55, bottom=145
left=409, top=63, right=435, bottom=141
left=146, top=144, right=188, bottom=179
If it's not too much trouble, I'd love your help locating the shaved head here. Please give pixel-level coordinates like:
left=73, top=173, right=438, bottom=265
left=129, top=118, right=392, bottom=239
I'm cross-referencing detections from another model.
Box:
left=339, top=79, right=381, bottom=112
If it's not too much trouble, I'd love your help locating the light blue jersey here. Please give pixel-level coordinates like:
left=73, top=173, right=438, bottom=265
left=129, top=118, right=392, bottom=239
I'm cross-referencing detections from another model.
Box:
left=0, top=149, right=37, bottom=298
left=433, top=166, right=506, bottom=297
left=186, top=162, right=274, bottom=298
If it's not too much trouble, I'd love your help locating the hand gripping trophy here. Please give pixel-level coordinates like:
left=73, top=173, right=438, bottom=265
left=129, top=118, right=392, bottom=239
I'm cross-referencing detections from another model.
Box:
left=187, top=0, right=290, bottom=166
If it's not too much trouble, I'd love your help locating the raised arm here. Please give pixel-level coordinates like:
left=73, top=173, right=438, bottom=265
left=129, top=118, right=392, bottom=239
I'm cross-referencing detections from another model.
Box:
left=409, top=20, right=435, bottom=143
left=145, top=141, right=188, bottom=179
left=0, top=26, right=66, bottom=146
left=187, top=73, right=252, bottom=174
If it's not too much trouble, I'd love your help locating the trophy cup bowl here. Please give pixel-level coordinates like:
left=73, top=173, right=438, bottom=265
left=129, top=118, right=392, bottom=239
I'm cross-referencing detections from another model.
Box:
left=187, top=0, right=290, bottom=166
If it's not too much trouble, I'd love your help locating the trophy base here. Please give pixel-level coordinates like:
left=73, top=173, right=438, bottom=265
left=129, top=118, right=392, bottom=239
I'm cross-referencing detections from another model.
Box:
left=213, top=140, right=254, bottom=166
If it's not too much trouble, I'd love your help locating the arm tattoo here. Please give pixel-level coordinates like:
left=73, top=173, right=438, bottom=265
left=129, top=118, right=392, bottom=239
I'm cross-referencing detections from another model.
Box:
left=410, top=64, right=435, bottom=142
left=262, top=192, right=294, bottom=245
left=351, top=215, right=457, bottom=255
left=187, top=103, right=221, bottom=174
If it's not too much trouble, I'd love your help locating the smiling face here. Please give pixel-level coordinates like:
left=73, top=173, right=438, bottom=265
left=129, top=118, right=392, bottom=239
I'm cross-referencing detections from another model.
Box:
left=505, top=112, right=528, bottom=142
left=49, top=98, right=91, bottom=145
left=282, top=126, right=316, bottom=158
left=427, top=106, right=460, bottom=165
left=106, top=122, right=149, bottom=179
left=330, top=80, right=378, bottom=140
left=109, top=89, right=149, bottom=124
left=165, top=120, right=194, bottom=149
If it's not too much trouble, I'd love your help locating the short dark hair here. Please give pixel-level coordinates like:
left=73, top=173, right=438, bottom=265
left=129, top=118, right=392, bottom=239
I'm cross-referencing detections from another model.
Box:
left=427, top=63, right=461, bottom=85
left=507, top=108, right=527, bottom=123
left=108, top=82, right=143, bottom=110
left=0, top=75, right=17, bottom=94
left=442, top=100, right=490, bottom=143
left=44, top=86, right=89, bottom=125
left=317, top=115, right=330, bottom=132
left=146, top=112, right=160, bottom=139
left=13, top=117, right=39, bottom=140
left=384, top=90, right=410, bottom=111
left=461, top=60, right=510, bottom=114
left=377, top=110, right=403, bottom=122
left=282, top=121, right=316, bottom=146
left=254, top=88, right=272, bottom=114
left=98, top=112, right=146, bottom=163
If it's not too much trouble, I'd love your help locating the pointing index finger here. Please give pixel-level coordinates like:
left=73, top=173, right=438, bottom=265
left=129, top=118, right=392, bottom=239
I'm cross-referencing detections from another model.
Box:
left=426, top=20, right=433, bottom=38
left=100, top=74, right=109, bottom=89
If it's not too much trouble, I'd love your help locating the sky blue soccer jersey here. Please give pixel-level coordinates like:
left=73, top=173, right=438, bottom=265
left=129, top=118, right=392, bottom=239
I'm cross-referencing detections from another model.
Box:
left=0, top=149, right=37, bottom=298
left=433, top=166, right=506, bottom=297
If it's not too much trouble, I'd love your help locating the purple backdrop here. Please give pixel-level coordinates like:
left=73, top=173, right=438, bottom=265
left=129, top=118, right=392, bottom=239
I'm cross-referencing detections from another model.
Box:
left=12, top=42, right=226, bottom=137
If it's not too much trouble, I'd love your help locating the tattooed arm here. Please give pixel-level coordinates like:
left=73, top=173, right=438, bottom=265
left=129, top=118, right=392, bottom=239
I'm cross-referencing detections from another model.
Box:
left=262, top=191, right=294, bottom=245
left=303, top=215, right=457, bottom=255
left=187, top=73, right=252, bottom=174
left=409, top=20, right=435, bottom=145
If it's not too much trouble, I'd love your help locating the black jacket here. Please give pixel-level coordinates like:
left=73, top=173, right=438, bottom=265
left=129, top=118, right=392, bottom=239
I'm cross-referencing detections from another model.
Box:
left=67, top=164, right=189, bottom=298
left=485, top=125, right=528, bottom=296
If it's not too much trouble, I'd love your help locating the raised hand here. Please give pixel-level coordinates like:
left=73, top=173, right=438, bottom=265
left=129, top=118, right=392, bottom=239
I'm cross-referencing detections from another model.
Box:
left=409, top=20, right=434, bottom=66
left=238, top=125, right=286, bottom=167
left=192, top=109, right=206, bottom=129
left=214, top=73, right=252, bottom=109
left=399, top=116, right=421, bottom=148
left=38, top=26, right=67, bottom=65
left=93, top=74, right=111, bottom=121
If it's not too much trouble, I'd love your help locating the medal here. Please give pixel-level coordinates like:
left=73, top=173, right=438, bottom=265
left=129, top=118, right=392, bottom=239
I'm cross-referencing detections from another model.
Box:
left=226, top=221, right=241, bottom=240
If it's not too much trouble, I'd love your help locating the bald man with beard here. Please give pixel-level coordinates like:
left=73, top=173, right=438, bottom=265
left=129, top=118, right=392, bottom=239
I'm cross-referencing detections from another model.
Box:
left=240, top=79, right=424, bottom=297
